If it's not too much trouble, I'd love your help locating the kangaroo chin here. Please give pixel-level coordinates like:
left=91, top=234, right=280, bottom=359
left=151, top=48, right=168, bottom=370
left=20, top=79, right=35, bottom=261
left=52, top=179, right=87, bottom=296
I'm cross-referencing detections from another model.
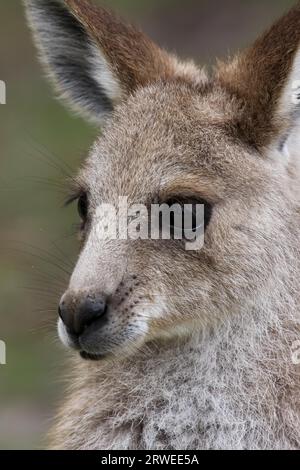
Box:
left=25, top=0, right=300, bottom=450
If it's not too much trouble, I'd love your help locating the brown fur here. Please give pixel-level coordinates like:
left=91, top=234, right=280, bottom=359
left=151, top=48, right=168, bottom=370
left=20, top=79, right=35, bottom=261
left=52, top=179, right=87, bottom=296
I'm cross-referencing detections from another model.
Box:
left=217, top=2, right=300, bottom=148
left=65, top=0, right=200, bottom=95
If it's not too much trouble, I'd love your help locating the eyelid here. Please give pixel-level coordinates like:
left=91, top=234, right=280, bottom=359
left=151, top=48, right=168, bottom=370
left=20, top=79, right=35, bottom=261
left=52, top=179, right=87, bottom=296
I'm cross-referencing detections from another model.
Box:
left=64, top=189, right=87, bottom=207
left=161, top=196, right=209, bottom=207
left=64, top=194, right=79, bottom=207
left=158, top=189, right=215, bottom=206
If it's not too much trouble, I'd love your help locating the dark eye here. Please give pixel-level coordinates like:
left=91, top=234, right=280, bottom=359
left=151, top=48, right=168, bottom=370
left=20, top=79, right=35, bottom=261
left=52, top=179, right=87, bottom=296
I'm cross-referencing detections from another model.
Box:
left=162, top=197, right=212, bottom=238
left=203, top=200, right=213, bottom=230
left=78, top=193, right=88, bottom=221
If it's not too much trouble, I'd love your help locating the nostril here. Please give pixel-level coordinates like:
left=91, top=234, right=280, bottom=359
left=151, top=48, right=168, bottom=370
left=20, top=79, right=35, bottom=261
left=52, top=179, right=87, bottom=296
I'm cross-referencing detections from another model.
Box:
left=84, top=299, right=107, bottom=325
left=58, top=300, right=65, bottom=317
left=75, top=295, right=108, bottom=335
left=58, top=299, right=68, bottom=326
left=87, top=296, right=106, bottom=312
left=58, top=292, right=108, bottom=337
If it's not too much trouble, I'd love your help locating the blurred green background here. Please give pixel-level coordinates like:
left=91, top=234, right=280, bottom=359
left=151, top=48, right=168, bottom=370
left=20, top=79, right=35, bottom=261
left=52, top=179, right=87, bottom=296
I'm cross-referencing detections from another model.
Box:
left=0, top=0, right=295, bottom=450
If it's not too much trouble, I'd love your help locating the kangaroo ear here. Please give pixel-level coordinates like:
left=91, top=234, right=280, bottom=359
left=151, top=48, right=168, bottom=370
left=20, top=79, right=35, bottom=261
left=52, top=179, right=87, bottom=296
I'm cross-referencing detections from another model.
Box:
left=24, top=0, right=200, bottom=125
left=217, top=4, right=300, bottom=152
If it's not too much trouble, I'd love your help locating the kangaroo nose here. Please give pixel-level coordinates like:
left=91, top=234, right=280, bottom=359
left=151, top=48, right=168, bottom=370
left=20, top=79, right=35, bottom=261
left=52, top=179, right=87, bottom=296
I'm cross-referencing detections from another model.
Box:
left=58, top=292, right=107, bottom=336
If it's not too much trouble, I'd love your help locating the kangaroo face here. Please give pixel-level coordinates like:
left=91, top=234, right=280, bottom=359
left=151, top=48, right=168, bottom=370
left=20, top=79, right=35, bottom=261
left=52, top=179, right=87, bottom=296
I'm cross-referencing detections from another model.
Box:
left=64, top=84, right=274, bottom=359
left=25, top=0, right=300, bottom=360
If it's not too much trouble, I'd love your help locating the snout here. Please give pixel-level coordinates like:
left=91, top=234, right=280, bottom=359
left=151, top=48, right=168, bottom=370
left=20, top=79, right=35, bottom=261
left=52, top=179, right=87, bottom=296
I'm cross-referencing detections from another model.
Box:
left=57, top=276, right=149, bottom=360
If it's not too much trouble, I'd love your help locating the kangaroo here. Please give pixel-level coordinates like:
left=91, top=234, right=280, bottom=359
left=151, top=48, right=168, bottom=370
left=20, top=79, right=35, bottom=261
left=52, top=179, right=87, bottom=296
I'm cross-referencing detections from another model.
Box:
left=25, top=0, right=300, bottom=450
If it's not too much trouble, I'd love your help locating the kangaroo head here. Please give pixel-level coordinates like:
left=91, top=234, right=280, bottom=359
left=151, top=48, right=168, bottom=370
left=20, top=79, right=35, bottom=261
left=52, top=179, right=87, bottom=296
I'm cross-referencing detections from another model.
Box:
left=25, top=0, right=300, bottom=360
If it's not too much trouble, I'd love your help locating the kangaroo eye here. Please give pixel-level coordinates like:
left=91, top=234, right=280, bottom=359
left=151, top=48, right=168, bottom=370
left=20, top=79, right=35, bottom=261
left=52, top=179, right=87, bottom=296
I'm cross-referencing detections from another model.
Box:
left=78, top=193, right=88, bottom=221
left=161, top=197, right=212, bottom=239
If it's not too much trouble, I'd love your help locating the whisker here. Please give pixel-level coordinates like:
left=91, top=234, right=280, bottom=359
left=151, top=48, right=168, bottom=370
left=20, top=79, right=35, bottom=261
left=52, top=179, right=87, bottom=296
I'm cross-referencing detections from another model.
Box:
left=10, top=246, right=71, bottom=278
left=24, top=134, right=76, bottom=179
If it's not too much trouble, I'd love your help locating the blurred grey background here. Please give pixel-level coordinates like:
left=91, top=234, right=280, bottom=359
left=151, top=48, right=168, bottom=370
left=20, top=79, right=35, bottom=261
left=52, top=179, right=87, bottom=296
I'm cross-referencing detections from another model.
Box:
left=0, top=0, right=295, bottom=449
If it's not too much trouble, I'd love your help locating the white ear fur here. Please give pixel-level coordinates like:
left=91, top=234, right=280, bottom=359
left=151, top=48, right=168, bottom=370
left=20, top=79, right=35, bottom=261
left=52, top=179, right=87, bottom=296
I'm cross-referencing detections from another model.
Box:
left=276, top=48, right=300, bottom=163
left=280, top=120, right=300, bottom=169
left=24, top=0, right=123, bottom=124
left=278, top=49, right=300, bottom=122
left=88, top=43, right=123, bottom=104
